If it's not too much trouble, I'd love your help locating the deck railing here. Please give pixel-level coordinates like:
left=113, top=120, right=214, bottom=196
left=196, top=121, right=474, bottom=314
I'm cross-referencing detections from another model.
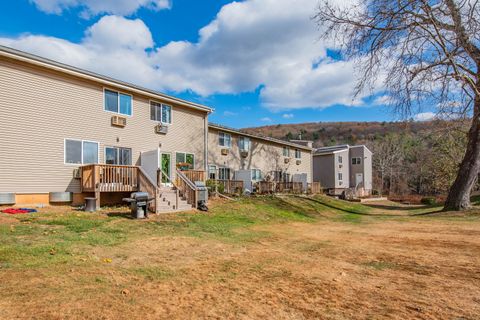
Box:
left=175, top=169, right=198, bottom=208
left=81, top=164, right=138, bottom=193
left=182, top=170, right=206, bottom=182
left=256, top=181, right=304, bottom=194
left=307, top=182, right=322, bottom=194
left=216, top=180, right=244, bottom=195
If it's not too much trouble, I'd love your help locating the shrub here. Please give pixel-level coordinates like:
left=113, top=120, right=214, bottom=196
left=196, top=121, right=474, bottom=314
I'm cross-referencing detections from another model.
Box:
left=206, top=180, right=225, bottom=194
left=421, top=197, right=436, bottom=205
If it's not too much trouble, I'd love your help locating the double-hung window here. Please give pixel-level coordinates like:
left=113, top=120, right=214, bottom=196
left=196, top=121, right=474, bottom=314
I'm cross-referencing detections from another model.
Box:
left=150, top=102, right=172, bottom=124
left=295, top=149, right=301, bottom=159
left=65, top=139, right=99, bottom=165
left=283, top=147, right=290, bottom=157
left=219, top=132, right=232, bottom=148
left=219, top=167, right=231, bottom=180
left=352, top=157, right=362, bottom=165
left=176, top=152, right=195, bottom=169
left=104, top=89, right=132, bottom=116
left=238, top=137, right=251, bottom=151
left=338, top=173, right=343, bottom=181
left=105, top=147, right=132, bottom=165
left=338, top=155, right=343, bottom=164
left=251, top=169, right=262, bottom=181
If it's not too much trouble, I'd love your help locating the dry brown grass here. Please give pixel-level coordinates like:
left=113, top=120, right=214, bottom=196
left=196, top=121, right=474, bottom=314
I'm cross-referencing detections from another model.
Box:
left=1, top=197, right=479, bottom=319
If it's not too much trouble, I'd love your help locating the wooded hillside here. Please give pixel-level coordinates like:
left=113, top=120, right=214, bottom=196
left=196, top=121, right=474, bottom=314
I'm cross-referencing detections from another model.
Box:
left=243, top=120, right=469, bottom=198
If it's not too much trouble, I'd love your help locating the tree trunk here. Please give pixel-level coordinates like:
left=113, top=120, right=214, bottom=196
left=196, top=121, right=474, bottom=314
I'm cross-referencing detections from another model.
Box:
left=444, top=99, right=480, bottom=210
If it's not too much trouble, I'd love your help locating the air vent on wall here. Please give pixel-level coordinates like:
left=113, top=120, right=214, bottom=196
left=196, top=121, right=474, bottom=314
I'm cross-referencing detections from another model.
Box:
left=284, top=158, right=290, bottom=164
left=221, top=148, right=229, bottom=155
left=296, top=160, right=302, bottom=165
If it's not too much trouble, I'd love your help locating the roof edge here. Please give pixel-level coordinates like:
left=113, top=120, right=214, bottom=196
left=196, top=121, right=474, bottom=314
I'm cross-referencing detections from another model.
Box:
left=208, top=123, right=313, bottom=151
left=0, top=45, right=213, bottom=114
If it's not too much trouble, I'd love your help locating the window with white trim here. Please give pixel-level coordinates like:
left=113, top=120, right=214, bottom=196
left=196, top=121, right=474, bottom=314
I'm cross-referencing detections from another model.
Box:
left=219, top=132, right=232, bottom=148
left=238, top=137, right=251, bottom=151
left=352, top=157, right=362, bottom=165
left=208, top=165, right=217, bottom=180
left=338, top=173, right=343, bottom=181
left=283, top=147, right=290, bottom=157
left=295, top=149, right=301, bottom=159
left=176, top=152, right=195, bottom=169
left=251, top=169, right=262, bottom=181
left=338, top=155, right=343, bottom=164
left=105, top=147, right=132, bottom=165
left=65, top=139, right=99, bottom=165
left=150, top=101, right=172, bottom=124
left=104, top=89, right=132, bottom=116
left=219, top=167, right=231, bottom=180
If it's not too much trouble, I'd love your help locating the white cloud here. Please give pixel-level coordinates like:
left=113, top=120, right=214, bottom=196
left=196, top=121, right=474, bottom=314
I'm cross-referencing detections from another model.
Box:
left=260, top=117, right=272, bottom=122
left=372, top=95, right=394, bottom=106
left=3, top=0, right=370, bottom=111
left=282, top=113, right=294, bottom=119
left=30, top=0, right=171, bottom=17
left=223, top=111, right=238, bottom=117
left=414, top=112, right=436, bottom=121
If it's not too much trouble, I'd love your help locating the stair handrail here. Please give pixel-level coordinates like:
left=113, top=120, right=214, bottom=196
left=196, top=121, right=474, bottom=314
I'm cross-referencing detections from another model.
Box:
left=175, top=169, right=198, bottom=208
left=157, top=168, right=179, bottom=210
left=137, top=166, right=159, bottom=213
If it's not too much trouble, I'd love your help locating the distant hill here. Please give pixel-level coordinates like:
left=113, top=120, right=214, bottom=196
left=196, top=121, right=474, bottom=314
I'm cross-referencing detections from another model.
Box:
left=241, top=120, right=459, bottom=148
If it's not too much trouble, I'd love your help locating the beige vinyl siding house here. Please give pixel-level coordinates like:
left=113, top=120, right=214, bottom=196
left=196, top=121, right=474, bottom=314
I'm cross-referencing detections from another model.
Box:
left=208, top=124, right=313, bottom=191
left=0, top=46, right=211, bottom=206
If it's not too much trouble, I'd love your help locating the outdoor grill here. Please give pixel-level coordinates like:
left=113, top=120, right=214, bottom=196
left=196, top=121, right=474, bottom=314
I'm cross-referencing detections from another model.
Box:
left=194, top=181, right=209, bottom=211
left=123, top=192, right=154, bottom=219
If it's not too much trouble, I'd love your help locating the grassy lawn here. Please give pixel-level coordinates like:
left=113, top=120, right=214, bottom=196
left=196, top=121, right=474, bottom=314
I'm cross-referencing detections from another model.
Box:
left=1, top=195, right=479, bottom=319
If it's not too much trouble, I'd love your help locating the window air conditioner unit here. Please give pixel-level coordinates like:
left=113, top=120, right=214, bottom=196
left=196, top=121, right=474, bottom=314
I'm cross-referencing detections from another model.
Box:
left=284, top=158, right=290, bottom=164
left=339, top=164, right=343, bottom=169
left=111, top=115, right=127, bottom=127
left=240, top=150, right=249, bottom=158
left=221, top=148, right=229, bottom=155
left=296, top=160, right=302, bottom=165
left=155, top=123, right=168, bottom=134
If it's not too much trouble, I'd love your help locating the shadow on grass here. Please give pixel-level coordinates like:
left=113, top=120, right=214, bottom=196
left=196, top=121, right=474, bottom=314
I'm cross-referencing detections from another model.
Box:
left=296, top=196, right=443, bottom=217
left=106, top=211, right=135, bottom=219
left=363, top=203, right=438, bottom=212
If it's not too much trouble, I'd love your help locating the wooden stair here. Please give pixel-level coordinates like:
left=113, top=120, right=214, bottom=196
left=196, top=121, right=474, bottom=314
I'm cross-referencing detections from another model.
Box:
left=155, top=186, right=192, bottom=213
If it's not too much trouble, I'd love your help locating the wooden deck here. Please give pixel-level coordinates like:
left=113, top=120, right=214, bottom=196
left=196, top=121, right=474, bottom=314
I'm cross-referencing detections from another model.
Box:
left=80, top=164, right=206, bottom=211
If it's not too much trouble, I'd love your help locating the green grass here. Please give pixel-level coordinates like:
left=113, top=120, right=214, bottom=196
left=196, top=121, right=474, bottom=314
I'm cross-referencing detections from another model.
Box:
left=2, top=194, right=474, bottom=270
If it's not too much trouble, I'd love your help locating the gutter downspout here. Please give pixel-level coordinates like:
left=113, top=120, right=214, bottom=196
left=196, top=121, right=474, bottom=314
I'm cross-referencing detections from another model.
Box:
left=204, top=115, right=209, bottom=173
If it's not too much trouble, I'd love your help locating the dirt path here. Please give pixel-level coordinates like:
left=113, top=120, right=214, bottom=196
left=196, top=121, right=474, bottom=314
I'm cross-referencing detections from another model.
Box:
left=1, top=217, right=479, bottom=319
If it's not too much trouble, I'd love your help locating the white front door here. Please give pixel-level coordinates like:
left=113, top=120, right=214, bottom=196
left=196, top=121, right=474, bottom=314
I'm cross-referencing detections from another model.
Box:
left=355, top=173, right=363, bottom=187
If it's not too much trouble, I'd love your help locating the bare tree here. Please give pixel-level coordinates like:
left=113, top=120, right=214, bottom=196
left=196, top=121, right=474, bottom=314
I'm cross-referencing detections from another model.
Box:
left=315, top=0, right=480, bottom=210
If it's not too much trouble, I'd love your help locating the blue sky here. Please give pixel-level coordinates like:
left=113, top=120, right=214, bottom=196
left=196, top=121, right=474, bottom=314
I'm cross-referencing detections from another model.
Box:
left=0, top=0, right=432, bottom=128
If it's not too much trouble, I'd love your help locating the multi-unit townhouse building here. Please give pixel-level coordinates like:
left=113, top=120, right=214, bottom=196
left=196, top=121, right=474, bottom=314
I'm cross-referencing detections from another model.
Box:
left=313, top=144, right=373, bottom=196
left=0, top=46, right=316, bottom=212
left=207, top=123, right=313, bottom=192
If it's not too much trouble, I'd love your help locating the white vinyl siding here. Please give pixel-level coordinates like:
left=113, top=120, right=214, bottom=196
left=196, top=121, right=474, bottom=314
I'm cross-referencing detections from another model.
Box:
left=65, top=139, right=99, bottom=165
